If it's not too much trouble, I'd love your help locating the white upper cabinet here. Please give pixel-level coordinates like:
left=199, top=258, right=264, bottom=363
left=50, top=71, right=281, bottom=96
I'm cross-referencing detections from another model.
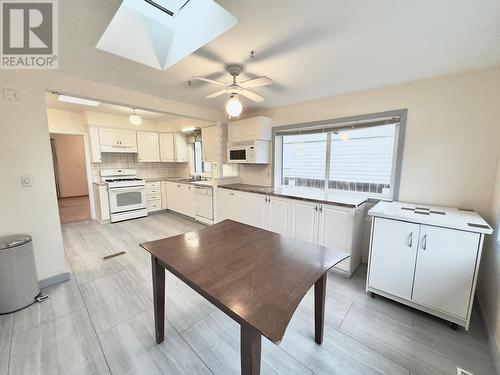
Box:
left=89, top=127, right=102, bottom=162
left=137, top=132, right=160, bottom=162
left=98, top=128, right=137, bottom=153
left=201, top=126, right=217, bottom=162
left=174, top=134, right=188, bottom=162
left=368, top=218, right=420, bottom=300
left=159, top=133, right=175, bottom=162
left=412, top=225, right=479, bottom=319
left=228, top=116, right=272, bottom=143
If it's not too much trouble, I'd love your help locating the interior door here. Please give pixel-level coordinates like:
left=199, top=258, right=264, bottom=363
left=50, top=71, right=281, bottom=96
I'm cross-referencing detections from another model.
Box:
left=268, top=197, right=289, bottom=235
left=412, top=225, right=479, bottom=318
left=290, top=200, right=318, bottom=243
left=368, top=218, right=420, bottom=300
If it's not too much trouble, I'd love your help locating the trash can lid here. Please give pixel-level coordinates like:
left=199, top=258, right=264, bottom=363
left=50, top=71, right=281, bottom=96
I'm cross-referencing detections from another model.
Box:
left=0, top=234, right=32, bottom=250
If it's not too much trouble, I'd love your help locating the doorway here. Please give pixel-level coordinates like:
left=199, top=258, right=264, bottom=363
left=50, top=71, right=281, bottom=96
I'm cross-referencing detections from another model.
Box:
left=50, top=133, right=91, bottom=224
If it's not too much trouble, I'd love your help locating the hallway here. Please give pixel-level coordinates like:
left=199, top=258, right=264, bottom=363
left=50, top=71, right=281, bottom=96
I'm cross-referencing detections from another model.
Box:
left=58, top=196, right=91, bottom=224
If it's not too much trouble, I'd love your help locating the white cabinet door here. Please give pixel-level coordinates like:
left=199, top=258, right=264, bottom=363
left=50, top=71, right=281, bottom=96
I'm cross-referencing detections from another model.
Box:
left=119, top=130, right=137, bottom=148
left=174, top=134, right=188, bottom=162
left=368, top=218, right=420, bottom=300
left=317, top=205, right=352, bottom=272
left=89, top=127, right=101, bottom=162
left=248, top=193, right=268, bottom=230
left=290, top=200, right=318, bottom=243
left=98, top=128, right=119, bottom=146
left=412, top=225, right=479, bottom=318
left=178, top=184, right=191, bottom=216
left=268, top=197, right=289, bottom=235
left=228, top=121, right=243, bottom=143
left=160, top=181, right=168, bottom=209
left=232, top=191, right=250, bottom=224
left=137, top=132, right=160, bottom=162
left=201, top=126, right=217, bottom=162
left=188, top=185, right=196, bottom=218
left=217, top=189, right=233, bottom=222
left=159, top=134, right=175, bottom=162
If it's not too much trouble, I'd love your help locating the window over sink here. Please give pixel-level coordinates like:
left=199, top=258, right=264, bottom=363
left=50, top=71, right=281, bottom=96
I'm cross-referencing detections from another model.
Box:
left=274, top=110, right=407, bottom=200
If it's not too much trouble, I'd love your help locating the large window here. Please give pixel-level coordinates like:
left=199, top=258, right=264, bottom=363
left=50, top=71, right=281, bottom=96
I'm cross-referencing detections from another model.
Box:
left=193, top=141, right=211, bottom=175
left=275, top=112, right=404, bottom=199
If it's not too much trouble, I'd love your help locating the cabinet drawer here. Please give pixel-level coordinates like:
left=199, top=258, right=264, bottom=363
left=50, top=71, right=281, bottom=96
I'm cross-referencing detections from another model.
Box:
left=147, top=182, right=160, bottom=189
left=147, top=187, right=160, bottom=194
left=147, top=194, right=161, bottom=201
left=148, top=200, right=162, bottom=212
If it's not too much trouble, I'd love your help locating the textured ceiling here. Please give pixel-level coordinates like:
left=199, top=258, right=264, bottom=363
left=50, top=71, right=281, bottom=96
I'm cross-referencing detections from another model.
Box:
left=58, top=0, right=500, bottom=113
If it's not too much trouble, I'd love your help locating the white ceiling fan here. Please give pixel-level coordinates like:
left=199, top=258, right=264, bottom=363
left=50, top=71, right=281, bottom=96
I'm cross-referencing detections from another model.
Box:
left=194, top=65, right=273, bottom=117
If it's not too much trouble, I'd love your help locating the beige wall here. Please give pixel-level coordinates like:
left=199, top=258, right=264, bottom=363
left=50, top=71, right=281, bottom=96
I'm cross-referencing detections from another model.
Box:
left=244, top=66, right=500, bottom=218
left=51, top=134, right=89, bottom=198
left=86, top=111, right=160, bottom=132
left=47, top=108, right=87, bottom=134
left=478, top=152, right=500, bottom=369
left=0, top=70, right=223, bottom=284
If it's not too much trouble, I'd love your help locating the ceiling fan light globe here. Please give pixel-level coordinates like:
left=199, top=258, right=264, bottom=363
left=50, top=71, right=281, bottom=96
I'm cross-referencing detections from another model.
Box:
left=129, top=114, right=142, bottom=126
left=226, top=96, right=243, bottom=118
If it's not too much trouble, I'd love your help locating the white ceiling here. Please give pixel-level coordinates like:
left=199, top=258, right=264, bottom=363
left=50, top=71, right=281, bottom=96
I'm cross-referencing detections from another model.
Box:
left=45, top=93, right=180, bottom=121
left=59, top=0, right=500, bottom=113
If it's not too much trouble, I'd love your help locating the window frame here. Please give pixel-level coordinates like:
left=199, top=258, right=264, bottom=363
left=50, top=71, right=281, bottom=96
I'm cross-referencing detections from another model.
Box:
left=192, top=140, right=212, bottom=176
left=272, top=109, right=407, bottom=201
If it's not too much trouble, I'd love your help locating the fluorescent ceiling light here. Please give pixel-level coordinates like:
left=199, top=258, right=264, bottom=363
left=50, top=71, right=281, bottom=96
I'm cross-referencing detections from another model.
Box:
left=96, top=0, right=238, bottom=70
left=181, top=126, right=197, bottom=133
left=57, top=95, right=100, bottom=107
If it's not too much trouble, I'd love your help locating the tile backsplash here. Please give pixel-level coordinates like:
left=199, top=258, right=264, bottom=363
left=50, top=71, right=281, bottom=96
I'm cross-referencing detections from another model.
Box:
left=91, top=153, right=189, bottom=181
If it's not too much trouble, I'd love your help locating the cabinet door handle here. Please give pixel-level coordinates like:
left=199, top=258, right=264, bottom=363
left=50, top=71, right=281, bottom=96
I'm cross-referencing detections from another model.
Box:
left=408, top=232, right=413, bottom=247
left=422, top=234, right=427, bottom=250
left=314, top=205, right=318, bottom=211
left=318, top=205, right=323, bottom=213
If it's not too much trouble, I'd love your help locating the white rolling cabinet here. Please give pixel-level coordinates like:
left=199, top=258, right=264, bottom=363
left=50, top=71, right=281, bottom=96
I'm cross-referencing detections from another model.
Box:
left=367, top=201, right=493, bottom=329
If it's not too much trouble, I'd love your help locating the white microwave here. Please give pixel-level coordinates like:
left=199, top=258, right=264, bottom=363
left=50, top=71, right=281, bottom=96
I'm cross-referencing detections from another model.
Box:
left=227, top=140, right=270, bottom=164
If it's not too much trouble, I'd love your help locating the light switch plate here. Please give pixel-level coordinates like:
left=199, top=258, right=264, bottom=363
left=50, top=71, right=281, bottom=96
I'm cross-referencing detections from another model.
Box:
left=3, top=88, right=18, bottom=101
left=21, top=174, right=32, bottom=187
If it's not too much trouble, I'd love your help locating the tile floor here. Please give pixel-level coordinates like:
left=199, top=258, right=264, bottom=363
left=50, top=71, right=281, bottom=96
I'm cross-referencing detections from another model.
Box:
left=0, top=212, right=496, bottom=375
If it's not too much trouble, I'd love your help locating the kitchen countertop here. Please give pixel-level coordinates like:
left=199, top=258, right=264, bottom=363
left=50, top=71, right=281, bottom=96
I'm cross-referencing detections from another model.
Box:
left=218, top=184, right=367, bottom=208
left=369, top=201, right=493, bottom=234
left=92, top=181, right=107, bottom=186
left=145, top=177, right=214, bottom=187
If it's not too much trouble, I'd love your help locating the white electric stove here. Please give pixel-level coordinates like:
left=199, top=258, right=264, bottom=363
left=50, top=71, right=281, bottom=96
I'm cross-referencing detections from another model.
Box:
left=101, top=169, right=148, bottom=222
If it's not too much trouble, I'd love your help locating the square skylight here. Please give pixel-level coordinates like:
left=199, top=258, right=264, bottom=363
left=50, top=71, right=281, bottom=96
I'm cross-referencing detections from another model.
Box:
left=96, top=0, right=238, bottom=70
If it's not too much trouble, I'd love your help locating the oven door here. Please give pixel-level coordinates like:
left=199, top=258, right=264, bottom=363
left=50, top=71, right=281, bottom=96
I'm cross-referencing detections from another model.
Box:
left=108, top=186, right=146, bottom=213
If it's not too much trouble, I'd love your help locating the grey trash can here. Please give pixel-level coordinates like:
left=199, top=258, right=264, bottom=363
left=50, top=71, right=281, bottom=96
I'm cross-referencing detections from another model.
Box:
left=0, top=234, right=40, bottom=314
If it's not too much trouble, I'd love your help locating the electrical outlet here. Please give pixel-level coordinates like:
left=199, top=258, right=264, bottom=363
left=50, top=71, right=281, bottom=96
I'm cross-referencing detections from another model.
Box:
left=21, top=174, right=32, bottom=187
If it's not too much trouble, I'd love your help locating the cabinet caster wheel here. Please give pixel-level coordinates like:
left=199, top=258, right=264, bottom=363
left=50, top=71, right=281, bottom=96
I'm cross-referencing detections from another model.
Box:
left=370, top=292, right=376, bottom=299
left=449, top=322, right=458, bottom=331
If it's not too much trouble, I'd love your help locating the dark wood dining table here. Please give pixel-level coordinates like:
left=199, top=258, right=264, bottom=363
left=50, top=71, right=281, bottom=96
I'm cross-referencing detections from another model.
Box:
left=140, top=220, right=349, bottom=375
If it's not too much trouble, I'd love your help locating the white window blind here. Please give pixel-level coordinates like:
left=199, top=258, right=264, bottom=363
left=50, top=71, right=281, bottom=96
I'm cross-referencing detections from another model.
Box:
left=329, top=124, right=396, bottom=194
left=282, top=133, right=326, bottom=188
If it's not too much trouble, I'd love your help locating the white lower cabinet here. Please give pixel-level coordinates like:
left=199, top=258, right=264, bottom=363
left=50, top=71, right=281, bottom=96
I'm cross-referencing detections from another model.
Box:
left=166, top=182, right=192, bottom=217
left=217, top=189, right=363, bottom=275
left=146, top=182, right=162, bottom=212
left=160, top=181, right=168, bottom=209
left=367, top=216, right=485, bottom=329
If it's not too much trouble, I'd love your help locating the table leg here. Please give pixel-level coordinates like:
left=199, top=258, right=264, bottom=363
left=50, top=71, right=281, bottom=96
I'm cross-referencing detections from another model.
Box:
left=241, top=324, right=261, bottom=375
left=314, top=273, right=326, bottom=344
left=152, top=255, right=165, bottom=344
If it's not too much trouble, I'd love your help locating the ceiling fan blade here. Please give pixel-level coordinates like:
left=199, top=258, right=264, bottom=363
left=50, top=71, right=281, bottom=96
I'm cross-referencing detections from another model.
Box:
left=240, top=90, right=264, bottom=103
left=240, top=76, right=273, bottom=89
left=194, top=77, right=227, bottom=86
left=205, top=89, right=227, bottom=99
